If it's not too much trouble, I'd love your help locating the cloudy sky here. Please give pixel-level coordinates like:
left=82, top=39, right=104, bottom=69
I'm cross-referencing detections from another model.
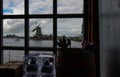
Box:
left=3, top=0, right=83, bottom=37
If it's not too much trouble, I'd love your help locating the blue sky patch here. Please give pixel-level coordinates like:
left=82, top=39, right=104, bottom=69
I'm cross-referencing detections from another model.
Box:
left=3, top=9, right=13, bottom=13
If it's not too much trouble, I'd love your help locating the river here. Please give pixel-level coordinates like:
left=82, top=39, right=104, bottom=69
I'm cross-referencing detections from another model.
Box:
left=3, top=38, right=82, bottom=63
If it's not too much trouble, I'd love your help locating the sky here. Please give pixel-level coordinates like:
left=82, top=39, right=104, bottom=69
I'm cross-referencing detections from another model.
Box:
left=3, top=0, right=83, bottom=37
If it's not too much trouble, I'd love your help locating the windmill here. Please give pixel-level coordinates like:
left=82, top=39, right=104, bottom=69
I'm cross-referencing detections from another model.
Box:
left=32, top=22, right=42, bottom=40
left=32, top=22, right=40, bottom=32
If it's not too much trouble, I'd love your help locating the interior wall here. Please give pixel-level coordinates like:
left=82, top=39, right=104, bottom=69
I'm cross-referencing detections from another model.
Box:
left=99, top=0, right=120, bottom=77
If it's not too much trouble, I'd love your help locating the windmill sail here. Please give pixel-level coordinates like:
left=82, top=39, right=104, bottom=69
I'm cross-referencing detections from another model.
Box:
left=32, top=28, right=36, bottom=32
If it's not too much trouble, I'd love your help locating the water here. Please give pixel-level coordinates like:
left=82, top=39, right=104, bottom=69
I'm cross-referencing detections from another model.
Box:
left=3, top=38, right=82, bottom=63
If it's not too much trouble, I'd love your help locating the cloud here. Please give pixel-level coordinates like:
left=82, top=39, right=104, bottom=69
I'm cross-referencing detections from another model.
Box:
left=29, top=0, right=53, bottom=14
left=3, top=0, right=24, bottom=15
left=3, top=19, right=24, bottom=36
left=3, top=18, right=83, bottom=37
left=3, top=0, right=83, bottom=37
left=13, top=2, right=24, bottom=14
left=3, top=0, right=83, bottom=14
left=57, top=18, right=83, bottom=37
left=58, top=0, right=83, bottom=14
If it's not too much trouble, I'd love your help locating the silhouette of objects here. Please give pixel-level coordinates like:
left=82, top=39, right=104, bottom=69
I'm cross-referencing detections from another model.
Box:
left=57, top=39, right=62, bottom=47
left=57, top=35, right=68, bottom=48
left=67, top=38, right=71, bottom=48
left=82, top=40, right=96, bottom=51
left=26, top=64, right=38, bottom=72
left=62, top=36, right=67, bottom=48
left=30, top=57, right=37, bottom=64
left=26, top=57, right=38, bottom=72
left=41, top=60, right=53, bottom=73
left=44, top=60, right=50, bottom=65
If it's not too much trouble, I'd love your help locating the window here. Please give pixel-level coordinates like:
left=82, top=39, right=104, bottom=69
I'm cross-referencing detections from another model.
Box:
left=0, top=0, right=85, bottom=64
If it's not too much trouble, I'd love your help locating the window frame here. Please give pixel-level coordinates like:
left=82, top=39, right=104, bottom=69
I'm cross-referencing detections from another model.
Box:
left=0, top=0, right=86, bottom=64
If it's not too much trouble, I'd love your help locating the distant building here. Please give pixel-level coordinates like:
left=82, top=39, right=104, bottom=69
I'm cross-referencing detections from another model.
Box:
left=32, top=25, right=42, bottom=40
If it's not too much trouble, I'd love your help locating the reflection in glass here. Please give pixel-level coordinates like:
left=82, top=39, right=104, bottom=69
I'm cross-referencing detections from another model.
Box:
left=29, top=0, right=53, bottom=14
left=29, top=19, right=53, bottom=47
left=3, top=19, right=24, bottom=46
left=57, top=18, right=83, bottom=48
left=3, top=50, right=24, bottom=63
left=57, top=0, right=83, bottom=14
left=3, top=0, right=24, bottom=15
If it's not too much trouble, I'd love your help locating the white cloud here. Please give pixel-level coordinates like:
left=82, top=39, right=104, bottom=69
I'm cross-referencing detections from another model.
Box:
left=57, top=18, right=83, bottom=37
left=58, top=0, right=83, bottom=13
left=3, top=19, right=24, bottom=36
left=13, top=2, right=24, bottom=14
left=3, top=0, right=83, bottom=37
left=3, top=0, right=10, bottom=8
left=3, top=0, right=24, bottom=15
left=29, top=0, right=53, bottom=14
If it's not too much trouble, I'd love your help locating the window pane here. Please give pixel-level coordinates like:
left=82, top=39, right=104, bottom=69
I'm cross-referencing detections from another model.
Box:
left=3, top=50, right=24, bottom=63
left=3, top=0, right=24, bottom=15
left=29, top=0, right=53, bottom=14
left=3, top=19, right=24, bottom=47
left=29, top=19, right=53, bottom=47
left=57, top=0, right=83, bottom=14
left=57, top=18, right=83, bottom=48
